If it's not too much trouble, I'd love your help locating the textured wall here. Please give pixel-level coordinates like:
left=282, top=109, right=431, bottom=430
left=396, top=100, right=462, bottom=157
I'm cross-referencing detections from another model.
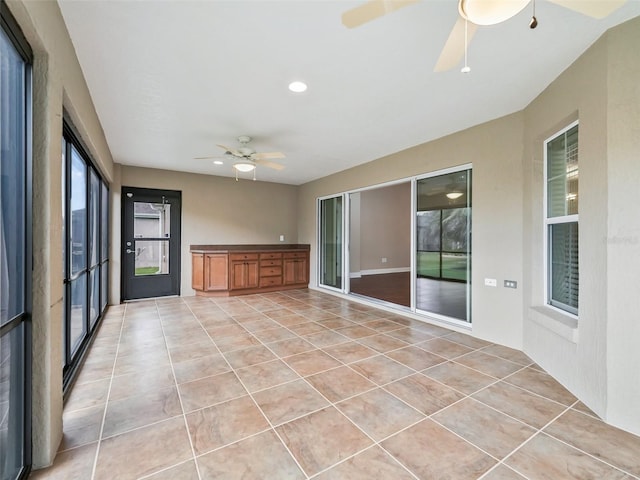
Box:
left=7, top=0, right=115, bottom=467
left=119, top=166, right=299, bottom=297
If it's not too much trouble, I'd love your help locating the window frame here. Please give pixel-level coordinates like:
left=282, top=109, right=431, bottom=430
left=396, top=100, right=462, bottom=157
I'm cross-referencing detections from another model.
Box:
left=62, top=120, right=109, bottom=392
left=543, top=120, right=579, bottom=318
left=0, top=2, right=33, bottom=479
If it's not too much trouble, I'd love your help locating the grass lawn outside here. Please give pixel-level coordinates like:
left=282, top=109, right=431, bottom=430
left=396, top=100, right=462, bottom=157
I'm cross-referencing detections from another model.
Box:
left=417, top=252, right=468, bottom=281
left=135, top=266, right=160, bottom=275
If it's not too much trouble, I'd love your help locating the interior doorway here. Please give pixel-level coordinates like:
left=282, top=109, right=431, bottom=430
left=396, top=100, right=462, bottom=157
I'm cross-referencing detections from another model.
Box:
left=348, top=182, right=412, bottom=307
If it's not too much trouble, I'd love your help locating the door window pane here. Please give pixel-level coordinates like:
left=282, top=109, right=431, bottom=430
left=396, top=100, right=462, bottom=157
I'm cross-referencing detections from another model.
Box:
left=70, top=274, right=87, bottom=354
left=101, top=183, right=108, bottom=261
left=416, top=170, right=471, bottom=322
left=89, top=170, right=100, bottom=267
left=319, top=196, right=342, bottom=289
left=0, top=28, right=26, bottom=326
left=134, top=202, right=170, bottom=238
left=89, top=268, right=100, bottom=328
left=101, top=263, right=108, bottom=309
left=0, top=326, right=25, bottom=480
left=134, top=240, right=169, bottom=275
left=0, top=17, right=31, bottom=479
left=70, top=148, right=87, bottom=275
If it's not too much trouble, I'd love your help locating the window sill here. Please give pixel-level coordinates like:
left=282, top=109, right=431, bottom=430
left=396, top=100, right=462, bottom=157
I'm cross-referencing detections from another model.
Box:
left=529, top=306, right=578, bottom=344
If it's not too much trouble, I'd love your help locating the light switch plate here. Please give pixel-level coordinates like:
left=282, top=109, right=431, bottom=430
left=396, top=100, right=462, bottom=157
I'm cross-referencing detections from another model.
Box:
left=484, top=278, right=497, bottom=287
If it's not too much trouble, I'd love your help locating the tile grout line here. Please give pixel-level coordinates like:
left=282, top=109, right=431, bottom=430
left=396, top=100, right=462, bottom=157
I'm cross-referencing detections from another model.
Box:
left=246, top=302, right=428, bottom=479
left=89, top=303, right=128, bottom=480
left=155, top=299, right=204, bottom=480
left=183, top=296, right=312, bottom=479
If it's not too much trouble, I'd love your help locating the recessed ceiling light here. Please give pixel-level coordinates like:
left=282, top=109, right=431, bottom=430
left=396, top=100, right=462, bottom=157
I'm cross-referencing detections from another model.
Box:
left=213, top=160, right=223, bottom=165
left=288, top=81, right=307, bottom=93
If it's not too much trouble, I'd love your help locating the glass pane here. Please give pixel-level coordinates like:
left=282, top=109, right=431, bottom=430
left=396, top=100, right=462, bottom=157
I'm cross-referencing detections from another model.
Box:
left=0, top=28, right=27, bottom=326
left=0, top=326, right=25, bottom=480
left=89, top=269, right=99, bottom=328
left=417, top=251, right=440, bottom=278
left=134, top=202, right=170, bottom=238
left=319, top=196, right=342, bottom=289
left=70, top=274, right=87, bottom=354
left=101, top=183, right=109, bottom=261
left=549, top=222, right=579, bottom=313
left=101, top=263, right=108, bottom=310
left=416, top=170, right=471, bottom=322
left=62, top=138, right=66, bottom=277
left=547, top=125, right=578, bottom=217
left=89, top=170, right=100, bottom=267
left=70, top=147, right=87, bottom=275
left=134, top=240, right=169, bottom=276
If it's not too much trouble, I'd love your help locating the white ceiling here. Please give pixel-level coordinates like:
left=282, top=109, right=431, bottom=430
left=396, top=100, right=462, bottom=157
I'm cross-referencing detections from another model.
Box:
left=58, top=0, right=640, bottom=185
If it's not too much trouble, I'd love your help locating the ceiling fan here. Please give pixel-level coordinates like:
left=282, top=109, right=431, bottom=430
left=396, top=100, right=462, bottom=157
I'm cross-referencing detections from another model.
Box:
left=342, top=0, right=627, bottom=72
left=195, top=135, right=286, bottom=178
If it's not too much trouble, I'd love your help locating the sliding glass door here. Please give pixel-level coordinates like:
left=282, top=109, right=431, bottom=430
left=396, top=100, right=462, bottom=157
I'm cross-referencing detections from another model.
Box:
left=0, top=5, right=33, bottom=478
left=62, top=122, right=110, bottom=391
left=318, top=196, right=343, bottom=290
left=317, top=166, right=472, bottom=325
left=416, top=168, right=472, bottom=322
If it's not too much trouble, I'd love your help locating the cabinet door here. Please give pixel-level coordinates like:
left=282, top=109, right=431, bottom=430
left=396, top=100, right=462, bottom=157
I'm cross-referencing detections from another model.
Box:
left=231, top=260, right=259, bottom=290
left=284, top=257, right=308, bottom=285
left=204, top=254, right=228, bottom=291
left=192, top=253, right=204, bottom=290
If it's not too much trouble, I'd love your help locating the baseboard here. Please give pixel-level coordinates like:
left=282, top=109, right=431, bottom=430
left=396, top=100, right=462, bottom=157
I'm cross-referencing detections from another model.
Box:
left=356, top=267, right=411, bottom=276
left=349, top=272, right=362, bottom=279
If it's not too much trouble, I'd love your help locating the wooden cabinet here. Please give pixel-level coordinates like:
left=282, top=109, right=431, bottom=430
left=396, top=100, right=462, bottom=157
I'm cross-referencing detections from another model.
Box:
left=230, top=253, right=259, bottom=290
left=260, top=252, right=282, bottom=288
left=190, top=245, right=309, bottom=297
left=283, top=251, right=309, bottom=285
left=192, top=253, right=228, bottom=291
left=204, top=254, right=228, bottom=291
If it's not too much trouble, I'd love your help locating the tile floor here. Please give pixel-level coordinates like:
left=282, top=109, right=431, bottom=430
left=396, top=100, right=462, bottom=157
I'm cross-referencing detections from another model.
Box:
left=31, top=289, right=640, bottom=480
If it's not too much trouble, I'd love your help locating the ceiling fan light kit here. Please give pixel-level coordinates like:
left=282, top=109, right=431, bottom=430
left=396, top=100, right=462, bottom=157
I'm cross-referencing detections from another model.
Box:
left=233, top=161, right=256, bottom=172
left=195, top=135, right=286, bottom=179
left=458, top=0, right=529, bottom=26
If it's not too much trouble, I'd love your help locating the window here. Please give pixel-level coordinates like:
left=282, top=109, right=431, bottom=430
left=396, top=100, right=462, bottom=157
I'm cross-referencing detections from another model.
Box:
left=0, top=2, right=33, bottom=478
left=545, top=122, right=579, bottom=316
left=62, top=122, right=109, bottom=390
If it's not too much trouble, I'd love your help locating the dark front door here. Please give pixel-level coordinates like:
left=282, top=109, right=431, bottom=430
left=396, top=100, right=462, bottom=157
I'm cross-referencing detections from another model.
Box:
left=122, top=187, right=181, bottom=300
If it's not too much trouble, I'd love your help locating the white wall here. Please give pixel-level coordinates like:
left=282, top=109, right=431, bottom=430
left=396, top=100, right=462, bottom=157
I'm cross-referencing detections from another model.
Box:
left=298, top=111, right=525, bottom=349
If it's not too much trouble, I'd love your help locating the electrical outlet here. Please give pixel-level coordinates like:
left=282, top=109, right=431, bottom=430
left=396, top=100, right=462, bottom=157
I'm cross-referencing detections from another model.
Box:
left=504, top=280, right=518, bottom=289
left=279, top=235, right=284, bottom=242
left=484, top=278, right=497, bottom=287
left=381, top=257, right=387, bottom=263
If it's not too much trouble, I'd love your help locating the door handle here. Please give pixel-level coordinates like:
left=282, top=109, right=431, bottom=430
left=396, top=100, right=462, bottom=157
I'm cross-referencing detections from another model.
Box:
left=126, top=249, right=134, bottom=254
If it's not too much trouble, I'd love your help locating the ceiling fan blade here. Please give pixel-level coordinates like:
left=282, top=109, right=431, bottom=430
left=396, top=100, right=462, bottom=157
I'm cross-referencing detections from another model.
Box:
left=434, top=16, right=478, bottom=72
left=342, top=0, right=419, bottom=28
left=252, top=151, right=286, bottom=160
left=547, top=0, right=626, bottom=19
left=216, top=144, right=241, bottom=156
left=194, top=155, right=219, bottom=160
left=255, top=159, right=285, bottom=170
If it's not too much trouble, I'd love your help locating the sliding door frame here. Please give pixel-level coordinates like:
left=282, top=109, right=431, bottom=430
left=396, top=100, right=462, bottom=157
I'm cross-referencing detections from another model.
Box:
left=316, top=164, right=472, bottom=329
left=317, top=194, right=346, bottom=293
left=415, top=163, right=472, bottom=327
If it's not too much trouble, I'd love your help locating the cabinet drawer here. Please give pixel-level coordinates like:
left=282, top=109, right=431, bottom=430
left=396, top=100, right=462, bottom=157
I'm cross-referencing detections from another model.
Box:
left=260, top=252, right=282, bottom=260
left=260, top=276, right=283, bottom=287
left=260, top=258, right=282, bottom=267
left=230, top=253, right=259, bottom=261
left=283, top=251, right=307, bottom=259
left=260, top=266, right=282, bottom=277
